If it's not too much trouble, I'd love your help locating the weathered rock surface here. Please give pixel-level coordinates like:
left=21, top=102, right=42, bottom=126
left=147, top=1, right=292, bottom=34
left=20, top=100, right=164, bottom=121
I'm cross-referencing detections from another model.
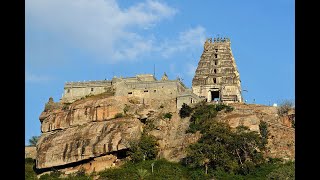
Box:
left=25, top=146, right=37, bottom=159
left=39, top=96, right=130, bottom=133
left=147, top=108, right=201, bottom=162
left=216, top=103, right=295, bottom=160
left=36, top=118, right=142, bottom=169
left=36, top=94, right=294, bottom=175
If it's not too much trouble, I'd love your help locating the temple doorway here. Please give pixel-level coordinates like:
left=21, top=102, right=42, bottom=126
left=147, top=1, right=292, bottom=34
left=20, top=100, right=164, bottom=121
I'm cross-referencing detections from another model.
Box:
left=211, top=91, right=220, bottom=102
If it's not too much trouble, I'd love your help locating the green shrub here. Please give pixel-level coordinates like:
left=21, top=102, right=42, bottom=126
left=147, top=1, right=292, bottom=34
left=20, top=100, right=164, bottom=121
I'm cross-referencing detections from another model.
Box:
left=114, top=113, right=124, bottom=118
left=186, top=123, right=202, bottom=133
left=259, top=121, right=269, bottom=147
left=187, top=104, right=218, bottom=133
left=127, top=133, right=158, bottom=163
left=214, top=104, right=234, bottom=112
left=215, top=104, right=227, bottom=111
left=179, top=103, right=193, bottom=118
left=267, top=157, right=283, bottom=164
left=266, top=161, right=295, bottom=180
left=25, top=158, right=37, bottom=180
left=137, top=168, right=150, bottom=179
left=225, top=106, right=234, bottom=112
left=163, top=113, right=172, bottom=120
left=99, top=159, right=189, bottom=180
left=187, top=168, right=211, bottom=180
left=39, top=170, right=61, bottom=180
left=25, top=158, right=34, bottom=163
left=97, top=158, right=289, bottom=179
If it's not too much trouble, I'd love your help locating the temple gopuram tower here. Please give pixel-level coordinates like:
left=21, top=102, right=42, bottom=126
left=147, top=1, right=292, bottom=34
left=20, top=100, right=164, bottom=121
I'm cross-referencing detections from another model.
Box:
left=192, top=37, right=243, bottom=103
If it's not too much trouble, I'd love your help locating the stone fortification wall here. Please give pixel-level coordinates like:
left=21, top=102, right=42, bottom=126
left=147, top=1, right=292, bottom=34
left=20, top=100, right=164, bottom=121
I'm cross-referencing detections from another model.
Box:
left=61, top=74, right=189, bottom=105
left=62, top=80, right=113, bottom=103
left=115, top=80, right=187, bottom=100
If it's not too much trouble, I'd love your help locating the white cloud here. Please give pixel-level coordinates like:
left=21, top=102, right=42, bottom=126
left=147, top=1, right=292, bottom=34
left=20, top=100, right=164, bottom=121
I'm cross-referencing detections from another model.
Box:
left=159, top=26, right=206, bottom=58
left=26, top=73, right=52, bottom=83
left=26, top=0, right=177, bottom=63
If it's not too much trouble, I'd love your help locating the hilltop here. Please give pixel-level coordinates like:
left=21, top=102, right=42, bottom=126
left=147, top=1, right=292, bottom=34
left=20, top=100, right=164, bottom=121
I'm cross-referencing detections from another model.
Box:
left=32, top=93, right=294, bottom=177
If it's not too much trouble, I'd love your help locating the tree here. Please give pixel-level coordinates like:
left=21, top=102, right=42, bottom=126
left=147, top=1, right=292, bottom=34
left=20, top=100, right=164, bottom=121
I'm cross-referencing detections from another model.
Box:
left=186, top=121, right=265, bottom=175
left=137, top=169, right=150, bottom=180
left=179, top=103, right=193, bottom=118
left=266, top=161, right=295, bottom=180
left=128, top=133, right=158, bottom=162
left=28, top=136, right=40, bottom=146
left=259, top=121, right=269, bottom=147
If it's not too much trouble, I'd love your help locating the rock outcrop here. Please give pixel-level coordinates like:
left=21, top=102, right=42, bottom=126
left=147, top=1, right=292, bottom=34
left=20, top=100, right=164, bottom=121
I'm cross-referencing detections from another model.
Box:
left=216, top=103, right=295, bottom=160
left=36, top=118, right=142, bottom=169
left=36, top=95, right=200, bottom=174
left=36, top=95, right=295, bottom=175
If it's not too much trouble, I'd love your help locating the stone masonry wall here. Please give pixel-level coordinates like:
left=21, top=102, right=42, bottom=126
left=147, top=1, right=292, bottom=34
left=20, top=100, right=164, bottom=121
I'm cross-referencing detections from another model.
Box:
left=115, top=80, right=186, bottom=100
left=62, top=81, right=112, bottom=102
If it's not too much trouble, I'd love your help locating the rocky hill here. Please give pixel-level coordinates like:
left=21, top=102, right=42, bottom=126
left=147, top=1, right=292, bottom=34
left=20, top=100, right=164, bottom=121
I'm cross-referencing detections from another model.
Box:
left=35, top=93, right=294, bottom=175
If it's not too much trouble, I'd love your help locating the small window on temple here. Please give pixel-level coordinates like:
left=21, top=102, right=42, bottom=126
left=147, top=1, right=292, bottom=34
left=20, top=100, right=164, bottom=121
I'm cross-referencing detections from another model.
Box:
left=154, top=90, right=156, bottom=93
left=215, top=49, right=218, bottom=52
left=91, top=88, right=94, bottom=91
left=215, top=61, right=218, bottom=65
left=214, top=69, right=217, bottom=74
left=128, top=92, right=132, bottom=94
left=214, top=54, right=217, bottom=58
left=213, top=78, right=217, bottom=84
left=67, top=89, right=70, bottom=93
left=144, top=90, right=148, bottom=92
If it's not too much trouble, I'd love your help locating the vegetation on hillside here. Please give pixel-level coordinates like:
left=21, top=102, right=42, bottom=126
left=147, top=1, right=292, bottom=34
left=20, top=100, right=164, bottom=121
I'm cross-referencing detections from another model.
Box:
left=127, top=133, right=159, bottom=163
left=163, top=112, right=172, bottom=120
left=26, top=158, right=294, bottom=180
left=25, top=158, right=37, bottom=180
left=259, top=121, right=269, bottom=147
left=186, top=102, right=233, bottom=133
left=179, top=103, right=193, bottom=118
left=184, top=103, right=265, bottom=175
left=114, top=112, right=124, bottom=118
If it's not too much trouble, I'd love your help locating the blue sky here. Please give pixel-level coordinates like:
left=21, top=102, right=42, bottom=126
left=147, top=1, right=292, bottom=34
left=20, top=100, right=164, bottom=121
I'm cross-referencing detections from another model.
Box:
left=25, top=0, right=295, bottom=145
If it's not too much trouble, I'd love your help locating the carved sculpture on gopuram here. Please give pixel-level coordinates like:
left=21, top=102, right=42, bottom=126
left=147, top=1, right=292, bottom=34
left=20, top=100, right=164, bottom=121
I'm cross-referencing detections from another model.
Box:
left=192, top=37, right=243, bottom=103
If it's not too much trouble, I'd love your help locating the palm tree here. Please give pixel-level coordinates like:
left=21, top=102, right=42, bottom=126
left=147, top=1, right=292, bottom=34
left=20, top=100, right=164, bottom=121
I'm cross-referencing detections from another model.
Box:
left=28, top=136, right=39, bottom=146
left=137, top=168, right=150, bottom=180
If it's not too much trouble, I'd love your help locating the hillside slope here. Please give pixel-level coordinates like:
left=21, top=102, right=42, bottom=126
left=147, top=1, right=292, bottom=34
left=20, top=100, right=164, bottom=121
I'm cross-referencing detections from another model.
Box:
left=35, top=95, right=294, bottom=175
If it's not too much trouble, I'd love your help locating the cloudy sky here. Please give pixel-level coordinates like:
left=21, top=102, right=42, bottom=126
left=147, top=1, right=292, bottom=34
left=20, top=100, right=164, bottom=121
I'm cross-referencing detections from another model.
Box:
left=25, top=0, right=294, bottom=144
